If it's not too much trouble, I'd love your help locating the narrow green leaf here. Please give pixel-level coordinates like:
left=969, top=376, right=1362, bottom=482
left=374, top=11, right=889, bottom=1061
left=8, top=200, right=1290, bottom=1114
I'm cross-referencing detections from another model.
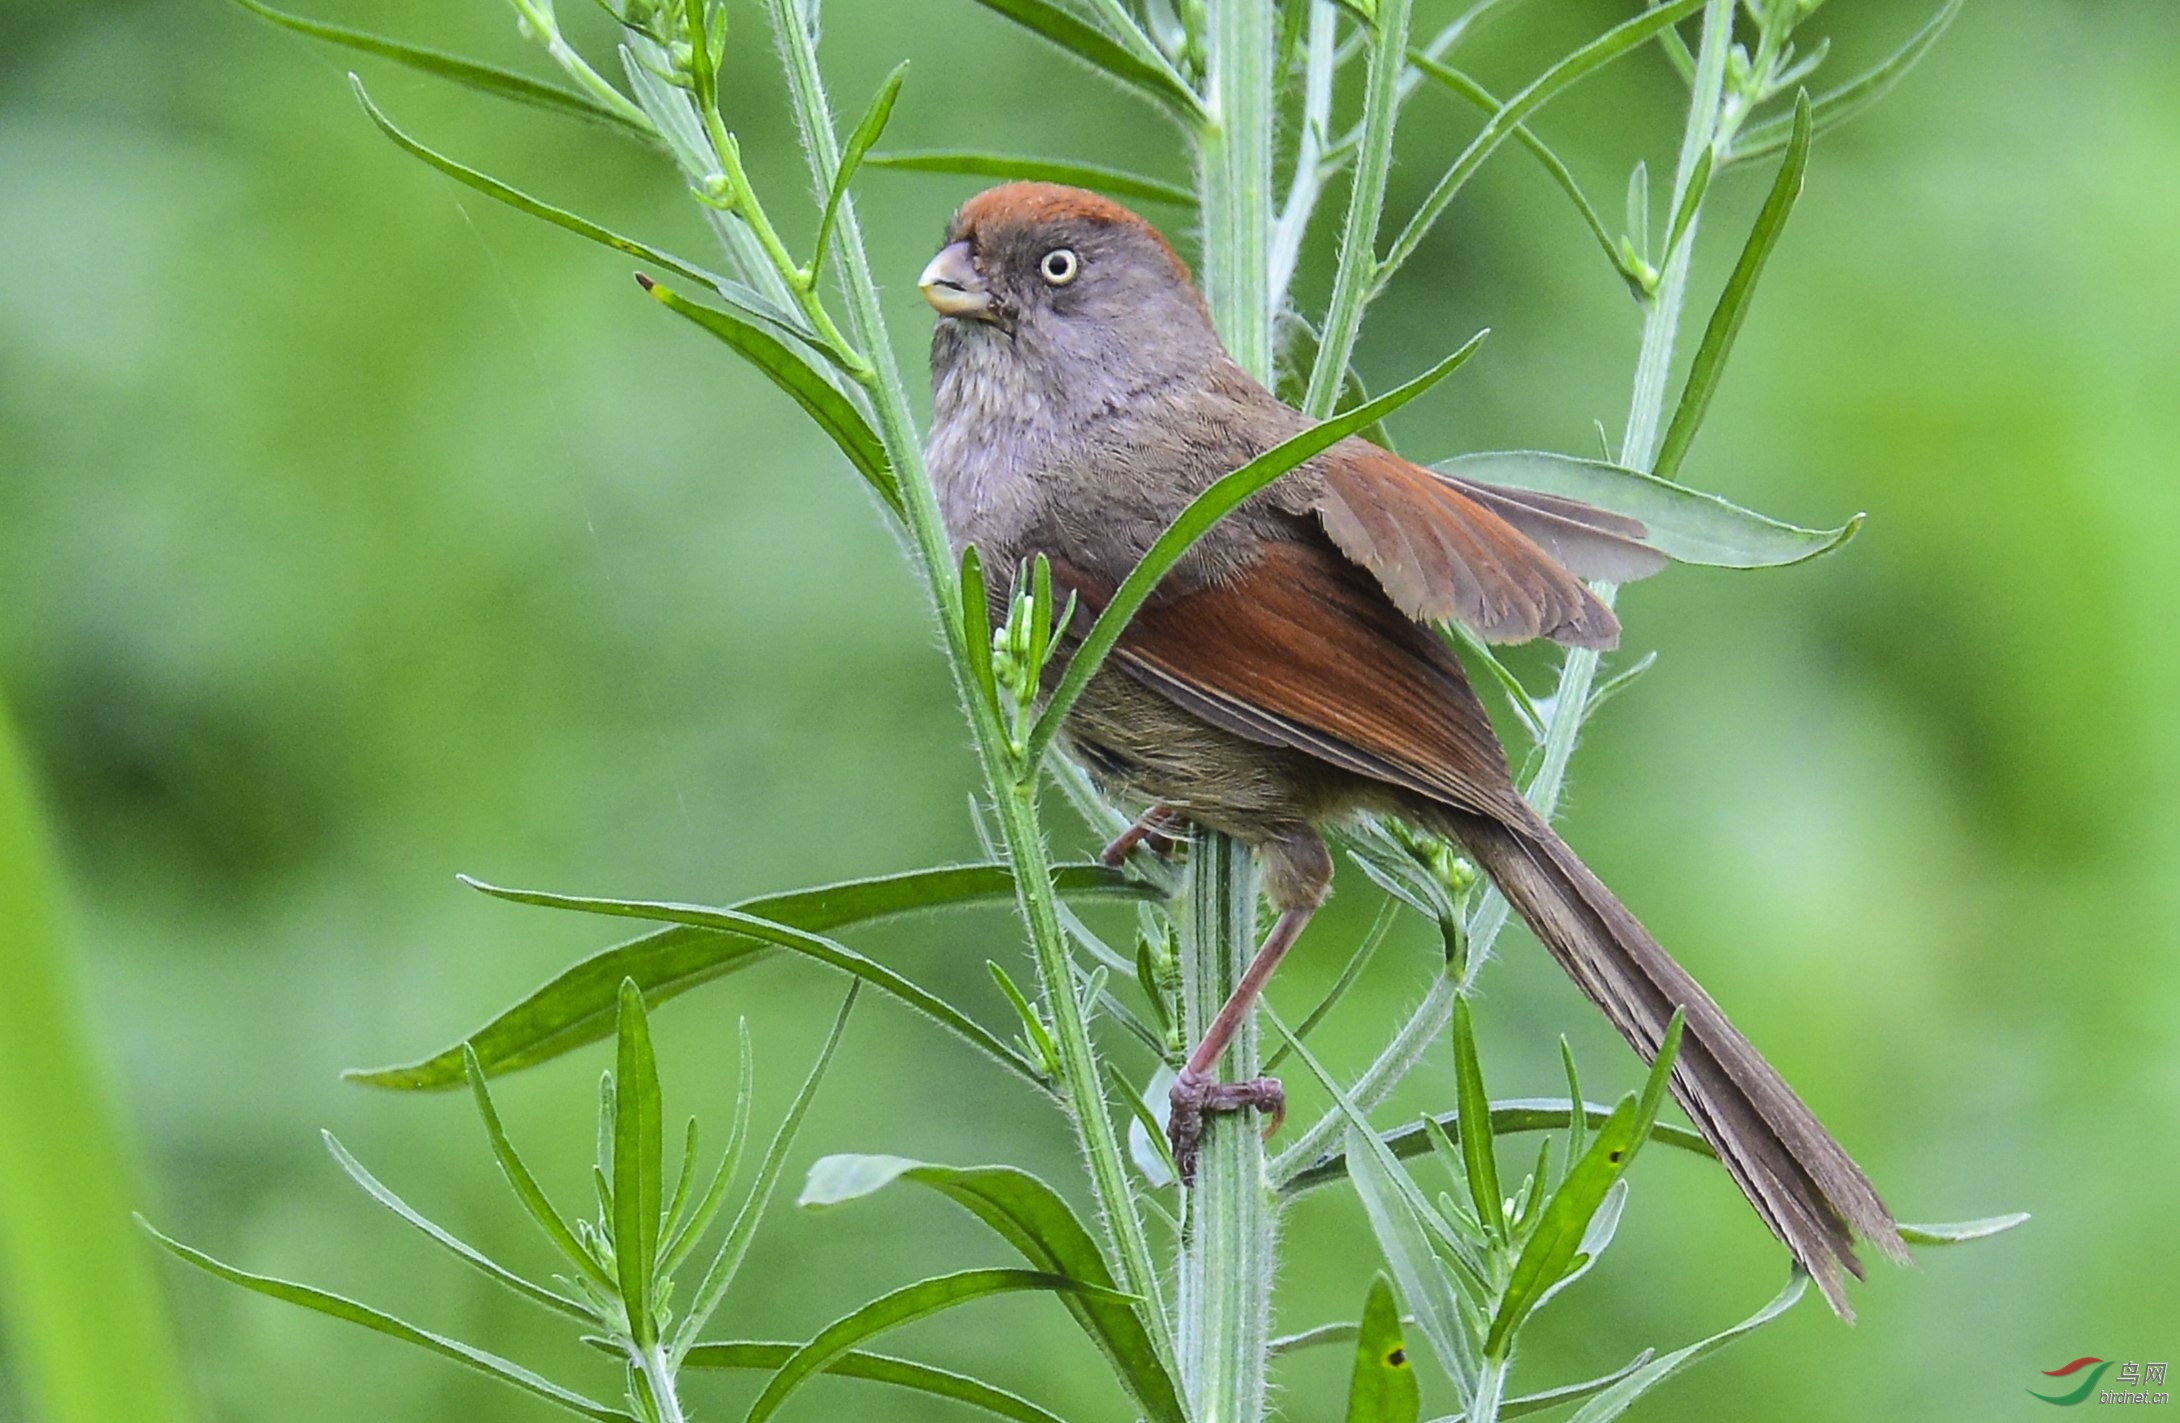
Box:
left=1491, top=1348, right=1656, bottom=1419
left=351, top=862, right=1150, bottom=1089
left=869, top=151, right=1194, bottom=207
left=320, top=1132, right=591, bottom=1321
left=1029, top=333, right=1487, bottom=765
left=1559, top=1040, right=1586, bottom=1164
left=1486, top=1015, right=1681, bottom=1356
left=463, top=1047, right=615, bottom=1292
left=1653, top=91, right=1812, bottom=484
left=140, top=1220, right=635, bottom=1422
left=1281, top=1096, right=1714, bottom=1197
left=1661, top=142, right=1712, bottom=262
left=988, top=961, right=1058, bottom=1076
left=1107, top=1062, right=1178, bottom=1187
left=747, top=1269, right=1127, bottom=1423
left=637, top=274, right=899, bottom=516
left=662, top=1117, right=701, bottom=1249
left=1725, top=0, right=1963, bottom=166
left=1345, top=1275, right=1421, bottom=1423
left=681, top=1341, right=1067, bottom=1423
left=1381, top=0, right=1704, bottom=287
left=800, top=1157, right=1186, bottom=1423
left=239, top=0, right=649, bottom=135
left=1434, top=450, right=1860, bottom=568
left=960, top=545, right=1004, bottom=720
left=812, top=64, right=907, bottom=282
left=611, top=981, right=663, bottom=1346
left=671, top=986, right=857, bottom=1356
left=1342, top=1124, right=1476, bottom=1386
left=1563, top=1270, right=1809, bottom=1422
left=454, top=879, right=1046, bottom=1090
left=1404, top=57, right=1621, bottom=279
left=347, top=79, right=726, bottom=292
left=1450, top=998, right=1505, bottom=1238
left=1897, top=1212, right=2031, bottom=1246
left=967, top=0, right=1203, bottom=118
left=1440, top=619, right=1544, bottom=741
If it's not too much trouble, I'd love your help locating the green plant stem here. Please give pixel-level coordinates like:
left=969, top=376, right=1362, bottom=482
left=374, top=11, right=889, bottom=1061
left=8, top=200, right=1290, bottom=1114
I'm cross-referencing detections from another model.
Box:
left=1185, top=4, right=1280, bottom=1419
left=632, top=1342, right=686, bottom=1423
left=757, top=0, right=1172, bottom=1363
left=1302, top=0, right=1411, bottom=418
left=1176, top=834, right=1272, bottom=1423
left=1270, top=0, right=1339, bottom=310
left=1271, top=0, right=1742, bottom=1183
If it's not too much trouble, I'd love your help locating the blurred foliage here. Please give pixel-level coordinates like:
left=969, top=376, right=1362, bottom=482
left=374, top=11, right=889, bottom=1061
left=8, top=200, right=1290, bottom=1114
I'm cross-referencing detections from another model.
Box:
left=1, top=0, right=2176, bottom=1419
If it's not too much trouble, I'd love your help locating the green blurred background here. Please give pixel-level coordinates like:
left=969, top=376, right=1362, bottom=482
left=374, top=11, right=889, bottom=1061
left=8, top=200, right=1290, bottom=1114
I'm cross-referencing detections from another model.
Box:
left=2, top=0, right=2175, bottom=1417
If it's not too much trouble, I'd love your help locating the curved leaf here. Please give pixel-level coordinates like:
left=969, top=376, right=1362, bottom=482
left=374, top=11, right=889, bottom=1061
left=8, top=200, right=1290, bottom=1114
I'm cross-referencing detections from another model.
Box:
left=1280, top=1097, right=1715, bottom=1198
left=800, top=1157, right=1185, bottom=1423
left=681, top=1341, right=1067, bottom=1423
left=637, top=275, right=900, bottom=516
left=348, top=78, right=726, bottom=297
left=812, top=64, right=908, bottom=282
left=1028, top=332, right=1487, bottom=765
left=1563, top=1270, right=1809, bottom=1422
left=869, top=151, right=1193, bottom=207
left=1433, top=451, right=1860, bottom=569
left=350, top=862, right=1148, bottom=1089
left=968, top=0, right=1202, bottom=119
left=319, top=1132, right=591, bottom=1321
left=1653, top=92, right=1811, bottom=484
left=451, top=879, right=1048, bottom=1090
left=238, top=0, right=650, bottom=135
left=747, top=1269, right=1126, bottom=1423
left=1344, top=1275, right=1420, bottom=1423
left=1898, top=1212, right=2030, bottom=1247
left=139, top=1220, right=635, bottom=1422
left=1725, top=0, right=1963, bottom=166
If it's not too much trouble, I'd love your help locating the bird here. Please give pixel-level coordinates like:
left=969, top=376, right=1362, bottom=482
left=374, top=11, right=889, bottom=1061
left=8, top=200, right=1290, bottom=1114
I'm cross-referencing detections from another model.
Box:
left=916, top=181, right=1905, bottom=1317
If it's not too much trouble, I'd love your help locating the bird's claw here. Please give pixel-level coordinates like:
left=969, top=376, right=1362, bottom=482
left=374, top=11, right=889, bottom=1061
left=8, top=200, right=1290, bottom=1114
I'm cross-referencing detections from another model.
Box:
left=1167, top=1068, right=1285, bottom=1185
left=1101, top=807, right=1182, bottom=867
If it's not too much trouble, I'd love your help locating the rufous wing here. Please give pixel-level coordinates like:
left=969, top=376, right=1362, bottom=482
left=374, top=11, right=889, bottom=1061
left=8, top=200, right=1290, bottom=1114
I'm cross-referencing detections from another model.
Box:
left=1112, top=539, right=1534, bottom=822
left=1312, top=443, right=1658, bottom=648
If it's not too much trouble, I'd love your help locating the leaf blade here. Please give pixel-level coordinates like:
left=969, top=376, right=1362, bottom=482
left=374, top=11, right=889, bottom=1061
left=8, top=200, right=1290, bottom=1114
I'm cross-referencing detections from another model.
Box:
left=457, top=880, right=1047, bottom=1090
left=139, top=1220, right=635, bottom=1422
left=868, top=151, right=1194, bottom=207
left=800, top=1156, right=1186, bottom=1423
left=612, top=981, right=663, bottom=1346
left=1344, top=1275, right=1421, bottom=1423
left=637, top=274, right=900, bottom=516
left=1725, top=0, right=1963, bottom=166
left=680, top=1341, right=1069, bottom=1423
left=350, top=862, right=1149, bottom=1090
left=1563, top=1270, right=1810, bottom=1422
left=1652, top=91, right=1812, bottom=484
left=239, top=0, right=649, bottom=135
left=967, top=0, right=1202, bottom=118
left=746, top=1269, right=1128, bottom=1423
left=1434, top=450, right=1860, bottom=568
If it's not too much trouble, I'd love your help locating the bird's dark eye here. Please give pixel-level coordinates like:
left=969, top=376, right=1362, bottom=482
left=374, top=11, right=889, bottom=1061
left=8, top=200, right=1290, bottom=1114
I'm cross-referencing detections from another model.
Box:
left=1039, top=248, right=1080, bottom=286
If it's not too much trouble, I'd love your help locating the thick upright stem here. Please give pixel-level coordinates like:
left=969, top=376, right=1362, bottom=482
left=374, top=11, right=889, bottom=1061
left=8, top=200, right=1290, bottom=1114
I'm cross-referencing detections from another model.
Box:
left=1176, top=836, right=1272, bottom=1423
left=1185, top=4, right=1278, bottom=1419
left=759, top=0, right=1172, bottom=1356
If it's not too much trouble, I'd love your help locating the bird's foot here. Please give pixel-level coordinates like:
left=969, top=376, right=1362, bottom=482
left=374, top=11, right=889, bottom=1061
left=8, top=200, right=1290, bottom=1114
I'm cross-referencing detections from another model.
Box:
left=1167, top=1067, right=1285, bottom=1186
left=1100, top=806, right=1182, bottom=868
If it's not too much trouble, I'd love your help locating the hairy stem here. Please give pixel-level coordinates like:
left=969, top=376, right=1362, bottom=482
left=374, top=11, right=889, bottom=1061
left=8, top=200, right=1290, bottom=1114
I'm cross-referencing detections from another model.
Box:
left=1186, top=4, right=1279, bottom=1419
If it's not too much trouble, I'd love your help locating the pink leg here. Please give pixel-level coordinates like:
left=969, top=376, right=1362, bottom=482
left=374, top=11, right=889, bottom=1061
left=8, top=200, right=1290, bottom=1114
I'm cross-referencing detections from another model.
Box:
left=1167, top=903, right=1318, bottom=1184
left=1100, top=805, right=1182, bottom=867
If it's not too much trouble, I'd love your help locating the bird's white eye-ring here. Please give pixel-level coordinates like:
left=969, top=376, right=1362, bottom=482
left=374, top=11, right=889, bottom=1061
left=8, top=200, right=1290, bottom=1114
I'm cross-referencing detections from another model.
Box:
left=1040, top=248, right=1080, bottom=286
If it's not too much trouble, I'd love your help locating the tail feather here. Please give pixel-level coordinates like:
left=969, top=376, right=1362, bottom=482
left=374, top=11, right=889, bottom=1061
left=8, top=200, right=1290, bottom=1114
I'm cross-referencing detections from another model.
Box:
left=1438, top=806, right=1907, bottom=1318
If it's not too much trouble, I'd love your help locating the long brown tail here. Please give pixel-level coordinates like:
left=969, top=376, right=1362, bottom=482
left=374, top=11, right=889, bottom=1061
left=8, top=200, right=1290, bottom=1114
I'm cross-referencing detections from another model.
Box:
left=1435, top=804, right=1907, bottom=1318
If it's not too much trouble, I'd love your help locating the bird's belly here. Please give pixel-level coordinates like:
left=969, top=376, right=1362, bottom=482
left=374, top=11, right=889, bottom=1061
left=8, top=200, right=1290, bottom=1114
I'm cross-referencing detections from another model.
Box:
left=1060, top=667, right=1347, bottom=838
